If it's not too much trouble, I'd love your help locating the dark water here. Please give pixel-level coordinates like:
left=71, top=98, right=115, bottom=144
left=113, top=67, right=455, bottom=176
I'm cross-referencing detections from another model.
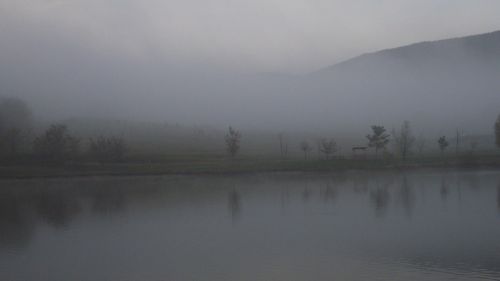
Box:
left=1, top=170, right=500, bottom=281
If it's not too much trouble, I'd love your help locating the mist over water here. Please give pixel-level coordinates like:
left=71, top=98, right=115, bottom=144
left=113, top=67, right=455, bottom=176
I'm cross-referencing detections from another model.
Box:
left=1, top=170, right=500, bottom=281
left=2, top=2, right=500, bottom=280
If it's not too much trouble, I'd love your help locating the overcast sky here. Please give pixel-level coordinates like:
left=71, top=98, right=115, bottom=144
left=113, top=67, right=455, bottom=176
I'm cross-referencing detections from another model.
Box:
left=2, top=0, right=500, bottom=73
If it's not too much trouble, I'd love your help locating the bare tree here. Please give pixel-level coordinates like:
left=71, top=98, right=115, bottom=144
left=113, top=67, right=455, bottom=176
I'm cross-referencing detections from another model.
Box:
left=366, top=125, right=390, bottom=156
left=278, top=133, right=288, bottom=159
left=495, top=114, right=500, bottom=150
left=225, top=126, right=241, bottom=158
left=392, top=121, right=415, bottom=160
left=438, top=136, right=449, bottom=155
left=416, top=134, right=426, bottom=155
left=320, top=138, right=337, bottom=160
left=299, top=140, right=312, bottom=160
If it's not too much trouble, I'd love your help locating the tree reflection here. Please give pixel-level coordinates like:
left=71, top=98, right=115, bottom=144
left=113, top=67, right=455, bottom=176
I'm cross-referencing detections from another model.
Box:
left=370, top=188, right=390, bottom=217
left=321, top=183, right=337, bottom=204
left=440, top=178, right=449, bottom=201
left=35, top=192, right=81, bottom=228
left=91, top=190, right=126, bottom=215
left=0, top=193, right=35, bottom=248
left=280, top=187, right=290, bottom=213
left=497, top=184, right=500, bottom=210
left=399, top=176, right=415, bottom=217
left=227, top=189, right=241, bottom=223
left=302, top=187, right=311, bottom=202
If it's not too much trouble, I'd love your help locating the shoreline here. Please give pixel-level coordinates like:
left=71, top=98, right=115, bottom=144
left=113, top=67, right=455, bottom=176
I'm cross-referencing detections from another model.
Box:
left=1, top=156, right=499, bottom=180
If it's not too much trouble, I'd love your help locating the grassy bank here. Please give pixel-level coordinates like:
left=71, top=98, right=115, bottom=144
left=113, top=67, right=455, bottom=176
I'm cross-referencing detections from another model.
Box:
left=1, top=153, right=500, bottom=179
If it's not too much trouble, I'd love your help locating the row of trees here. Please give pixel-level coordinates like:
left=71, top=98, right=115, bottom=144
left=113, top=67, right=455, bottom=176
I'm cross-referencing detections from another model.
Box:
left=366, top=121, right=451, bottom=159
left=0, top=98, right=127, bottom=163
left=3, top=97, right=500, bottom=162
left=32, top=124, right=127, bottom=163
left=226, top=115, right=500, bottom=159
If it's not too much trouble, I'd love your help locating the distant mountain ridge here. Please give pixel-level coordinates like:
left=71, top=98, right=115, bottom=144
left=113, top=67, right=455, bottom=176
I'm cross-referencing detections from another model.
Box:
left=284, top=29, right=500, bottom=136
left=2, top=28, right=500, bottom=137
left=316, top=30, right=500, bottom=74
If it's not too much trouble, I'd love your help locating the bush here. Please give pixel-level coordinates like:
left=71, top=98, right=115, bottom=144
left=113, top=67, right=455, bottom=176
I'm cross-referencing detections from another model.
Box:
left=88, top=136, right=126, bottom=162
left=33, top=124, right=80, bottom=163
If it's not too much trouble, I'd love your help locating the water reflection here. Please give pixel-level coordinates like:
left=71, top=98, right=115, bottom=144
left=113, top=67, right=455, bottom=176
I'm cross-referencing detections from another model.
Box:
left=36, top=192, right=81, bottom=228
left=370, top=188, right=390, bottom=217
left=0, top=171, right=499, bottom=281
left=440, top=178, right=449, bottom=201
left=91, top=189, right=126, bottom=215
left=497, top=184, right=500, bottom=210
left=227, top=189, right=241, bottom=222
left=399, top=176, right=415, bottom=217
left=321, top=184, right=337, bottom=204
left=0, top=194, right=35, bottom=248
left=302, top=186, right=311, bottom=202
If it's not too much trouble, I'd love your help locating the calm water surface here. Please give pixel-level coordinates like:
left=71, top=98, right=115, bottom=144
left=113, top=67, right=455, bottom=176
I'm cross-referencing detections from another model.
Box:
left=1, top=169, right=500, bottom=281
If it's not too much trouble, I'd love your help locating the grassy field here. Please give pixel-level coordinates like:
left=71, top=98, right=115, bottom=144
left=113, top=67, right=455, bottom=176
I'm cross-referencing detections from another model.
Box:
left=1, top=153, right=499, bottom=179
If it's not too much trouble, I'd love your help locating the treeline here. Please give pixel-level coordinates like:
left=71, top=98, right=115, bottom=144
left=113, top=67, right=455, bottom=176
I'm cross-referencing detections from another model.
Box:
left=1, top=97, right=500, bottom=165
left=225, top=119, right=500, bottom=160
left=0, top=98, right=126, bottom=163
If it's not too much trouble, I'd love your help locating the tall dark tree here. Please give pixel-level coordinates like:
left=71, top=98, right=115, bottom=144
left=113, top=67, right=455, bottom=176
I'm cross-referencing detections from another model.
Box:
left=33, top=124, right=80, bottom=162
left=0, top=97, right=33, bottom=132
left=438, top=136, right=449, bottom=155
left=0, top=97, right=33, bottom=156
left=1, top=128, right=23, bottom=156
left=366, top=125, right=390, bottom=156
left=495, top=114, right=500, bottom=150
left=225, top=126, right=241, bottom=158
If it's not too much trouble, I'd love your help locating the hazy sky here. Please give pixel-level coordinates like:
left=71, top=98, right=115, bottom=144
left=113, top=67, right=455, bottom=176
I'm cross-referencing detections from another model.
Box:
left=2, top=0, right=500, bottom=73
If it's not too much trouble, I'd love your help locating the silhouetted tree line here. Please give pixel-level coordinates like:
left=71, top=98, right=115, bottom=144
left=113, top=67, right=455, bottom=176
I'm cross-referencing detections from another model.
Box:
left=0, top=97, right=127, bottom=164
left=2, top=97, right=500, bottom=164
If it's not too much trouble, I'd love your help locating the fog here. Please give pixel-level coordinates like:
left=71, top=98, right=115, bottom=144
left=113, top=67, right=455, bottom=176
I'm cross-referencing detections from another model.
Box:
left=1, top=0, right=500, bottom=141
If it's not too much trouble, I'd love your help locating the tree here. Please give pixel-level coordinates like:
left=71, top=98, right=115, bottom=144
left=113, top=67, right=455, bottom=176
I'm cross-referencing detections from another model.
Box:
left=392, top=121, right=415, bottom=160
left=1, top=128, right=23, bottom=156
left=225, top=126, right=241, bottom=158
left=0, top=97, right=33, bottom=156
left=319, top=138, right=337, bottom=160
left=33, top=124, right=80, bottom=162
left=366, top=125, right=390, bottom=156
left=89, top=136, right=127, bottom=162
left=416, top=134, right=426, bottom=155
left=495, top=114, right=500, bottom=149
left=0, top=97, right=33, bottom=132
left=278, top=133, right=288, bottom=159
left=316, top=138, right=322, bottom=159
left=455, top=129, right=463, bottom=155
left=438, top=136, right=449, bottom=155
left=299, top=140, right=312, bottom=160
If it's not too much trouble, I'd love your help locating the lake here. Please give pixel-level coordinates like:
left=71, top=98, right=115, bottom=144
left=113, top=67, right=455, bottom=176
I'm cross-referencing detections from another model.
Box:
left=1, top=169, right=500, bottom=281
